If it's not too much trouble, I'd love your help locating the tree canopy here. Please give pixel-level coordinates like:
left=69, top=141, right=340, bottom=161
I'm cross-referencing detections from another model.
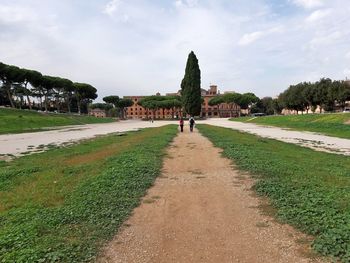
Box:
left=138, top=95, right=182, bottom=119
left=0, top=61, right=98, bottom=114
left=278, top=78, right=350, bottom=113
left=181, top=51, right=201, bottom=116
left=103, top=96, right=120, bottom=107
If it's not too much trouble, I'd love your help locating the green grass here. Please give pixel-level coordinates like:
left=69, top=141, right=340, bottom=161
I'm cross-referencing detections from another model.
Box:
left=0, top=108, right=115, bottom=134
left=0, top=125, right=177, bottom=262
left=231, top=113, right=350, bottom=139
left=197, top=124, right=350, bottom=262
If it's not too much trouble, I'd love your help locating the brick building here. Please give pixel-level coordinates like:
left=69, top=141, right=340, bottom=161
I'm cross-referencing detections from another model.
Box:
left=125, top=96, right=181, bottom=119
left=89, top=108, right=107, bottom=118
left=201, top=86, right=240, bottom=118
left=125, top=85, right=240, bottom=119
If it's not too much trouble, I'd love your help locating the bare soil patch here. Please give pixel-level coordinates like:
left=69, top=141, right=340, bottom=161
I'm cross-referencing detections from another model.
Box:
left=98, top=129, right=326, bottom=263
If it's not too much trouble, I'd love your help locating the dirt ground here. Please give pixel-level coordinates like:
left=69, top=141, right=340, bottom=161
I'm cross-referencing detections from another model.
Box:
left=97, top=128, right=326, bottom=263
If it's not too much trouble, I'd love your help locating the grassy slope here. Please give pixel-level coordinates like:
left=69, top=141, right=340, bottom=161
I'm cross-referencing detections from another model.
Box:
left=198, top=124, right=350, bottom=262
left=0, top=108, right=115, bottom=134
left=0, top=125, right=177, bottom=262
left=231, top=113, right=350, bottom=139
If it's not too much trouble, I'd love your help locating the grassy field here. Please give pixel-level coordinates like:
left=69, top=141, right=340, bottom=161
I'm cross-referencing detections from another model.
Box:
left=0, top=125, right=177, bottom=262
left=198, top=124, right=350, bottom=262
left=0, top=108, right=115, bottom=134
left=231, top=113, right=350, bottom=139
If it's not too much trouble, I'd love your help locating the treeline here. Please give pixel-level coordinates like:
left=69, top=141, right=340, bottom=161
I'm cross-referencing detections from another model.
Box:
left=278, top=78, right=350, bottom=114
left=231, top=78, right=350, bottom=116
left=0, top=62, right=98, bottom=114
left=208, top=92, right=259, bottom=109
left=90, top=96, right=133, bottom=119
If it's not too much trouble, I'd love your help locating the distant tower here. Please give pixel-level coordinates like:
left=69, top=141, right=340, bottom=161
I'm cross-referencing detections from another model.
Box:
left=345, top=77, right=350, bottom=86
left=209, top=85, right=217, bottom=95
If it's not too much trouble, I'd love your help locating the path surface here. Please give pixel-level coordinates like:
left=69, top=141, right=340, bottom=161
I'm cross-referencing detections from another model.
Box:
left=0, top=120, right=174, bottom=158
left=98, top=129, right=325, bottom=263
left=1, top=118, right=350, bottom=158
left=204, top=118, right=350, bottom=156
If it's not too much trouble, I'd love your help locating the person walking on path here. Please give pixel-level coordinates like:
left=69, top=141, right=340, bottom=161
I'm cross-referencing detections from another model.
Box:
left=189, top=117, right=195, bottom=132
left=179, top=118, right=184, bottom=132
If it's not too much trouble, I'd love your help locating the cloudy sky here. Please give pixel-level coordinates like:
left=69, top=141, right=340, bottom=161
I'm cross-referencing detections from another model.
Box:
left=1, top=0, right=349, bottom=100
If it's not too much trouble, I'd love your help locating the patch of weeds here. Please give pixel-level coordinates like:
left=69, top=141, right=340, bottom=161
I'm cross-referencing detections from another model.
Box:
left=20, top=151, right=32, bottom=155
left=235, top=175, right=247, bottom=180
left=255, top=221, right=269, bottom=228
left=257, top=202, right=277, bottom=218
left=46, top=143, right=58, bottom=149
left=143, top=199, right=156, bottom=204
left=296, top=237, right=313, bottom=245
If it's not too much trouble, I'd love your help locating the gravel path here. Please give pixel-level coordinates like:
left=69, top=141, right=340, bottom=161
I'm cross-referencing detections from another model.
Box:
left=0, top=120, right=174, bottom=159
left=203, top=118, right=350, bottom=156
left=98, top=129, right=325, bottom=263
left=1, top=118, right=350, bottom=159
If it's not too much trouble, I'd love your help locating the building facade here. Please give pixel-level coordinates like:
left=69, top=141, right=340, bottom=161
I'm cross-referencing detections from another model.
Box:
left=125, top=85, right=240, bottom=119
left=89, top=108, right=107, bottom=118
left=201, top=85, right=240, bottom=118
left=125, top=96, right=181, bottom=119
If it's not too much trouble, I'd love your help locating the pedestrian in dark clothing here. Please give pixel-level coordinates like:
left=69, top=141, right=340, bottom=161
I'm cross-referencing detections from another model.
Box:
left=179, top=118, right=184, bottom=132
left=189, top=117, right=195, bottom=132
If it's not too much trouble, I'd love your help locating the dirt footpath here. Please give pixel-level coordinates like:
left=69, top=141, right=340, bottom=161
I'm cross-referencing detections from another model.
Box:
left=98, top=128, right=325, bottom=263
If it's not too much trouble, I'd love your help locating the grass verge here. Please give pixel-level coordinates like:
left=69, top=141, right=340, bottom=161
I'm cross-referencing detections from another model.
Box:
left=197, top=124, right=350, bottom=262
left=231, top=113, right=350, bottom=139
left=0, top=125, right=177, bottom=262
left=0, top=108, right=115, bottom=134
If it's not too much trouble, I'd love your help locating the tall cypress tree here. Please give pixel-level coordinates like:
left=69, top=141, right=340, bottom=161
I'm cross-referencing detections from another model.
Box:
left=181, top=51, right=201, bottom=116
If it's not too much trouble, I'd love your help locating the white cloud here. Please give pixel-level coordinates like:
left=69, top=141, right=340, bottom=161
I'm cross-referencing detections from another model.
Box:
left=292, top=0, right=324, bottom=9
left=346, top=51, right=350, bottom=59
left=238, top=31, right=264, bottom=46
left=0, top=5, right=36, bottom=23
left=306, top=9, right=331, bottom=22
left=344, top=68, right=350, bottom=76
left=103, top=0, right=122, bottom=16
left=174, top=0, right=198, bottom=9
left=175, top=0, right=183, bottom=8
left=308, top=31, right=343, bottom=48
left=238, top=26, right=284, bottom=46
